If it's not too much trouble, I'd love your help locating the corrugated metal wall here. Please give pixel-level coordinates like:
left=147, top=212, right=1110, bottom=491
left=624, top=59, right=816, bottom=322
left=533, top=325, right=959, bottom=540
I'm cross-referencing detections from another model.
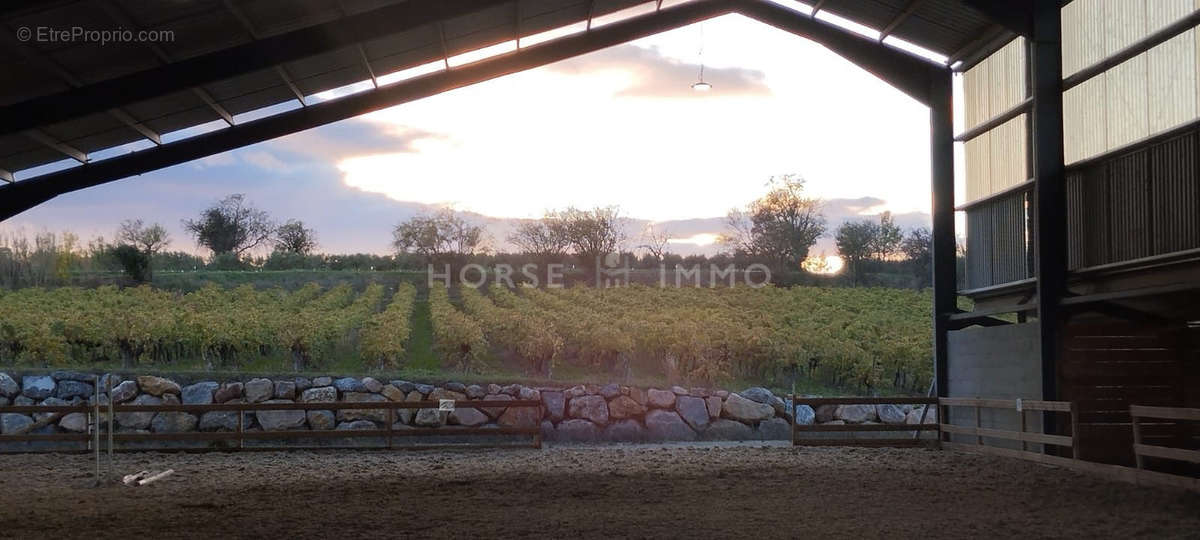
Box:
left=965, top=191, right=1031, bottom=289
left=1062, top=0, right=1200, bottom=164
left=963, top=38, right=1027, bottom=204
left=1066, top=129, right=1200, bottom=269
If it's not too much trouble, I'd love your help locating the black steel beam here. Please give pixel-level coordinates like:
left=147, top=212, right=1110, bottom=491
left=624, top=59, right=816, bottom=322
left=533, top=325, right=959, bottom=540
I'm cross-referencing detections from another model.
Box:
left=0, top=0, right=737, bottom=219
left=0, top=0, right=514, bottom=137
left=735, top=0, right=941, bottom=106
left=929, top=70, right=955, bottom=399
left=1030, top=1, right=1065, bottom=437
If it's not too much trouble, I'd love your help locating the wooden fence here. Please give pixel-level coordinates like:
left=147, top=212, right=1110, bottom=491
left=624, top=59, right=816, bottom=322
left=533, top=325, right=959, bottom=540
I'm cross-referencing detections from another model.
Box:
left=789, top=396, right=940, bottom=447
left=938, top=397, right=1077, bottom=459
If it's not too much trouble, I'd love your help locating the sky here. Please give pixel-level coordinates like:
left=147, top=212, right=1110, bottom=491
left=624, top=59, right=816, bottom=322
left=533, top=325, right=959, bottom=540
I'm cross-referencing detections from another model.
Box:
left=5, top=9, right=962, bottom=257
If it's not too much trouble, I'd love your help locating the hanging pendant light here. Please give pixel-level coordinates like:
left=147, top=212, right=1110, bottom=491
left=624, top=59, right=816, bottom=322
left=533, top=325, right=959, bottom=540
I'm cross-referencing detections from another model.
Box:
left=692, top=24, right=711, bottom=91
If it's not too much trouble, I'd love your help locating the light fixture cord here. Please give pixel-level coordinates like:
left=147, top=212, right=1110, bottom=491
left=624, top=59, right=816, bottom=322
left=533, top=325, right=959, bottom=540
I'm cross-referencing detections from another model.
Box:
left=698, top=24, right=705, bottom=82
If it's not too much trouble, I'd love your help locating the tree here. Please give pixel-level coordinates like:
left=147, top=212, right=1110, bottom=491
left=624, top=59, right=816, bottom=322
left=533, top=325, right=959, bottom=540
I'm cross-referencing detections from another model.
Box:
left=392, top=208, right=486, bottom=262
left=507, top=213, right=570, bottom=262
left=558, top=206, right=626, bottom=266
left=118, top=219, right=171, bottom=255
left=274, top=219, right=318, bottom=255
left=723, top=175, right=826, bottom=270
left=902, top=227, right=932, bottom=288
left=182, top=194, right=274, bottom=256
left=871, top=211, right=903, bottom=260
left=108, top=244, right=151, bottom=282
left=638, top=224, right=672, bottom=260
left=835, top=220, right=877, bottom=286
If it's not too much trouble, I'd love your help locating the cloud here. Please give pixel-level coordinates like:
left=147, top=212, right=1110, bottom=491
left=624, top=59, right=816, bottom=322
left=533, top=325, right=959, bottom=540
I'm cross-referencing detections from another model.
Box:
left=551, top=44, right=770, bottom=98
left=264, top=119, right=446, bottom=163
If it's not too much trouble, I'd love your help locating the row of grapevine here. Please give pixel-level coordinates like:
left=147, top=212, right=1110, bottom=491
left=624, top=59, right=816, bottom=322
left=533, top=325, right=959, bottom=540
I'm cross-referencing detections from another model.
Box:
left=0, top=283, right=402, bottom=371
left=360, top=283, right=417, bottom=369
left=427, top=286, right=487, bottom=373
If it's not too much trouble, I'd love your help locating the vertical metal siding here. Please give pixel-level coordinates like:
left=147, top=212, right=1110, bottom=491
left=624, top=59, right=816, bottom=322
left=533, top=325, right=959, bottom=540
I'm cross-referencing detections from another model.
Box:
left=1146, top=0, right=1194, bottom=35
left=1062, top=0, right=1108, bottom=77
left=965, top=132, right=991, bottom=201
left=1105, top=55, right=1149, bottom=150
left=964, top=191, right=1031, bottom=289
left=1149, top=131, right=1200, bottom=254
left=1148, top=29, right=1197, bottom=134
left=1064, top=76, right=1108, bottom=163
left=1066, top=165, right=1110, bottom=269
left=1106, top=149, right=1152, bottom=262
left=990, top=114, right=1028, bottom=193
left=1105, top=0, right=1148, bottom=54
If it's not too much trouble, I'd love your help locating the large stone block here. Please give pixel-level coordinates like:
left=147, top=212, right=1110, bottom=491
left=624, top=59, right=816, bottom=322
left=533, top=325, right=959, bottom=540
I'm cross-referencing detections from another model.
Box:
left=603, top=419, right=647, bottom=443
left=182, top=382, right=219, bottom=405
left=721, top=393, right=774, bottom=423
left=556, top=419, right=600, bottom=442
left=834, top=404, right=877, bottom=424
left=644, top=409, right=696, bottom=441
left=151, top=411, right=198, bottom=433
left=337, top=392, right=388, bottom=423
left=300, top=386, right=337, bottom=403
left=0, top=373, right=19, bottom=398
left=757, top=417, right=790, bottom=440
left=213, top=382, right=242, bottom=403
left=646, top=388, right=675, bottom=409
left=116, top=394, right=161, bottom=430
left=674, top=395, right=710, bottom=431
left=607, top=395, right=645, bottom=420
left=568, top=395, right=609, bottom=426
left=136, top=375, right=180, bottom=396
left=244, top=378, right=274, bottom=403
left=256, top=400, right=307, bottom=431
left=541, top=391, right=565, bottom=421
left=701, top=419, right=755, bottom=441
left=55, top=380, right=94, bottom=400
left=21, top=375, right=55, bottom=399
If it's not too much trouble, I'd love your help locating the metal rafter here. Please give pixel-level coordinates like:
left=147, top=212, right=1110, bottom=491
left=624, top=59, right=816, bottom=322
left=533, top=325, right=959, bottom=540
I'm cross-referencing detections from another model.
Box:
left=24, top=129, right=87, bottom=163
left=438, top=22, right=452, bottom=69
left=0, top=0, right=513, bottom=136
left=358, top=45, right=379, bottom=88
left=586, top=0, right=597, bottom=30
left=515, top=0, right=522, bottom=49
left=878, top=0, right=925, bottom=42
left=224, top=0, right=307, bottom=106
left=0, top=169, right=12, bottom=183
left=810, top=0, right=827, bottom=17
left=98, top=1, right=234, bottom=127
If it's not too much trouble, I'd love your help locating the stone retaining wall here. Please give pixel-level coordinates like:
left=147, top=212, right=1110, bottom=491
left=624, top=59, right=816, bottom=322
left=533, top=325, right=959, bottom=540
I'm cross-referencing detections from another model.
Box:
left=0, top=371, right=936, bottom=447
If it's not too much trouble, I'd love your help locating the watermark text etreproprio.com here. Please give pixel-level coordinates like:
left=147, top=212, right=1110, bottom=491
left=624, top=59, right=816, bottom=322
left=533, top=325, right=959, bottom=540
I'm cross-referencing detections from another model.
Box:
left=16, top=26, right=175, bottom=45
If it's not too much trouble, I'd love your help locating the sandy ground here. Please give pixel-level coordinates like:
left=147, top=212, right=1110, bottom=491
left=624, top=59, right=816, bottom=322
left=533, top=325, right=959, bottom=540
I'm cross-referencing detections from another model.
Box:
left=0, top=443, right=1197, bottom=539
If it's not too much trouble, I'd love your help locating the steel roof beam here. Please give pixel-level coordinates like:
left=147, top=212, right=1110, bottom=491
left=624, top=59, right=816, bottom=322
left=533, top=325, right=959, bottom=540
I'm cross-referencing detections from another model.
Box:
left=0, top=0, right=737, bottom=220
left=0, top=169, right=13, bottom=183
left=735, top=0, right=943, bottom=106
left=0, top=0, right=513, bottom=136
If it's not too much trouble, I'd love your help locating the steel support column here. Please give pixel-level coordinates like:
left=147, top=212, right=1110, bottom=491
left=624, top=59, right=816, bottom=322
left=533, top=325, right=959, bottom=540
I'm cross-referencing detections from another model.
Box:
left=929, top=70, right=955, bottom=399
left=1031, top=2, right=1066, bottom=434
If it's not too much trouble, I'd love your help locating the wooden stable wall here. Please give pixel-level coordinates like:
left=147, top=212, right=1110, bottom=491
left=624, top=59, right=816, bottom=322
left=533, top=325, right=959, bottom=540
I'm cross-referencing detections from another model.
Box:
left=1060, top=322, right=1200, bottom=469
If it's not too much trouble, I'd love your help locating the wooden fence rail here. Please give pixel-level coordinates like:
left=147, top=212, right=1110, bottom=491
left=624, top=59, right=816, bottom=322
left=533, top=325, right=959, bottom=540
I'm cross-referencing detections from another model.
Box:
left=790, top=396, right=940, bottom=447
left=1130, top=405, right=1200, bottom=471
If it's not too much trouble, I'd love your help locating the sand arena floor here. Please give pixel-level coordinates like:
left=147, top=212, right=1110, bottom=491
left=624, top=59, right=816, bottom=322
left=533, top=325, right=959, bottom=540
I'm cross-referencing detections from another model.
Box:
left=1, top=442, right=1197, bottom=539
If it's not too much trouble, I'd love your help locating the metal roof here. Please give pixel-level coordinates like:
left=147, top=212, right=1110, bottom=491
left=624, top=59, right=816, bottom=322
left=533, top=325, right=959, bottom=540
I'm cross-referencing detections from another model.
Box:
left=0, top=0, right=1005, bottom=187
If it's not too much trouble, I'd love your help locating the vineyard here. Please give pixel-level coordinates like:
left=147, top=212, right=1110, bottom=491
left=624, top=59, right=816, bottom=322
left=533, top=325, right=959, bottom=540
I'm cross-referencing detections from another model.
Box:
left=0, top=283, right=932, bottom=393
